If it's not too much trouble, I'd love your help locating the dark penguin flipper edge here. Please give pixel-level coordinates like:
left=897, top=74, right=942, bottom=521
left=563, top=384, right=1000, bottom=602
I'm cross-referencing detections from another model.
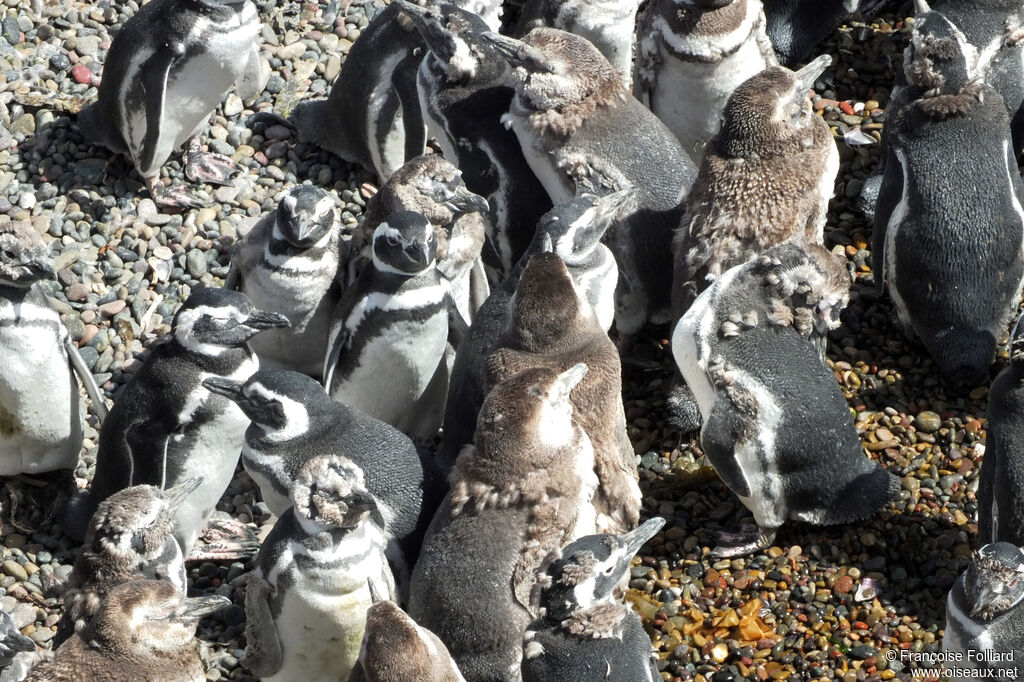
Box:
left=447, top=299, right=470, bottom=350
left=139, top=44, right=181, bottom=175
left=223, top=261, right=241, bottom=291
left=242, top=574, right=284, bottom=677
left=699, top=399, right=753, bottom=498
left=64, top=337, right=108, bottom=421
left=394, top=52, right=426, bottom=162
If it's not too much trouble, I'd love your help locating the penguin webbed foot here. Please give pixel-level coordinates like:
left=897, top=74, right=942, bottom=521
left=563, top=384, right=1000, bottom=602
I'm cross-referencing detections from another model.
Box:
left=184, top=144, right=241, bottom=187
left=188, top=516, right=261, bottom=562
left=146, top=176, right=205, bottom=212
left=707, top=526, right=776, bottom=559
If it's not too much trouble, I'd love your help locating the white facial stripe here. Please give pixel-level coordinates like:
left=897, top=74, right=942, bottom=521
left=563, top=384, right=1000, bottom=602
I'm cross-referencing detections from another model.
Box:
left=281, top=192, right=298, bottom=216
left=375, top=224, right=404, bottom=243
left=174, top=304, right=247, bottom=356
left=313, top=195, right=335, bottom=219
left=246, top=383, right=310, bottom=441
left=449, top=36, right=478, bottom=79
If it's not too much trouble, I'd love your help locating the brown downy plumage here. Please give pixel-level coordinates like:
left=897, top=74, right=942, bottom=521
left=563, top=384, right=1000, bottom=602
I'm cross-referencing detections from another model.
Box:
left=350, top=600, right=466, bottom=681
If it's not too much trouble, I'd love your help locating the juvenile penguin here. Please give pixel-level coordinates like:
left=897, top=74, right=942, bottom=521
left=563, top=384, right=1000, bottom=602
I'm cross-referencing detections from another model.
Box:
left=522, top=518, right=665, bottom=682
left=0, top=222, right=106, bottom=476
left=514, top=0, right=642, bottom=88
left=226, top=185, right=345, bottom=379
left=242, top=455, right=395, bottom=682
left=323, top=210, right=463, bottom=440
left=636, top=0, right=777, bottom=164
left=77, top=0, right=263, bottom=210
left=360, top=154, right=491, bottom=323
left=672, top=55, right=837, bottom=320
left=944, top=542, right=1024, bottom=679
left=25, top=580, right=228, bottom=682
left=55, top=479, right=200, bottom=647
left=487, top=252, right=641, bottom=534
left=202, top=368, right=443, bottom=597
left=411, top=364, right=597, bottom=682
left=349, top=600, right=466, bottom=682
left=671, top=244, right=899, bottom=556
left=398, top=1, right=553, bottom=280
left=86, top=288, right=289, bottom=555
left=438, top=188, right=629, bottom=472
left=978, top=312, right=1024, bottom=547
left=873, top=5, right=1024, bottom=387
left=484, top=27, right=697, bottom=341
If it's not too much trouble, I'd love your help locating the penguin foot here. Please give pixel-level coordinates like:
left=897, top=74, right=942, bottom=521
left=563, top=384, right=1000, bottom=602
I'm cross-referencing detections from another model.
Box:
left=146, top=176, right=205, bottom=212
left=707, top=526, right=776, bottom=559
left=188, top=517, right=261, bottom=562
left=184, top=145, right=241, bottom=186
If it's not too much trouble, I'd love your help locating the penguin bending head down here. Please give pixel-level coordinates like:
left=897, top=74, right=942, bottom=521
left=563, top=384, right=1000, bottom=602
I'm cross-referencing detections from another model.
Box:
left=350, top=601, right=466, bottom=682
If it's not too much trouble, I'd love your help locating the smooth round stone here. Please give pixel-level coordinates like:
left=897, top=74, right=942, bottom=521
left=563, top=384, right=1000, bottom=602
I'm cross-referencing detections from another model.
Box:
left=916, top=411, right=941, bottom=433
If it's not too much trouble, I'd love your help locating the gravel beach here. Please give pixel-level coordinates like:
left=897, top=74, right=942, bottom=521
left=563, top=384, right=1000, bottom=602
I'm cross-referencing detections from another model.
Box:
left=0, top=1, right=993, bottom=680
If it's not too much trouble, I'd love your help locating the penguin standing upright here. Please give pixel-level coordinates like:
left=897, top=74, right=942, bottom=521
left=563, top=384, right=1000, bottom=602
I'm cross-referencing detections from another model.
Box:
left=978, top=312, right=1024, bottom=547
left=242, top=455, right=395, bottom=682
left=397, top=1, right=553, bottom=280
left=360, top=155, right=491, bottom=323
left=672, top=55, right=837, bottom=320
left=438, top=189, right=629, bottom=472
left=323, top=211, right=464, bottom=440
left=514, top=0, right=642, bottom=88
left=944, top=542, right=1024, bottom=680
left=636, top=0, right=777, bottom=164
left=484, top=28, right=697, bottom=341
left=522, top=518, right=665, bottom=682
left=487, top=252, right=640, bottom=534
left=0, top=222, right=106, bottom=477
left=411, top=364, right=596, bottom=682
left=202, top=368, right=443, bottom=598
left=762, top=0, right=867, bottom=66
left=672, top=244, right=899, bottom=556
left=77, top=0, right=263, bottom=209
left=87, top=288, right=289, bottom=556
left=350, top=601, right=466, bottom=682
left=873, top=5, right=1024, bottom=387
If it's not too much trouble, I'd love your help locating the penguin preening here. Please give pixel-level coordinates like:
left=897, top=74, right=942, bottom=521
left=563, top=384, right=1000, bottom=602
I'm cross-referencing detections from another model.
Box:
left=77, top=0, right=264, bottom=210
left=350, top=601, right=466, bottom=682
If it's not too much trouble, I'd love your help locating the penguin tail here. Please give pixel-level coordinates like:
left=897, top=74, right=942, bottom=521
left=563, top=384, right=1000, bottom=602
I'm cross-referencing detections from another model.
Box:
left=58, top=489, right=96, bottom=543
left=826, top=467, right=901, bottom=526
left=290, top=100, right=356, bottom=163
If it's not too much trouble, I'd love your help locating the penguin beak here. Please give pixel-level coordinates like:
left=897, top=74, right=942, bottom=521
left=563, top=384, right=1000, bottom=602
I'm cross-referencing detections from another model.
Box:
left=446, top=186, right=489, bottom=216
left=165, top=477, right=202, bottom=506
left=482, top=32, right=554, bottom=73
left=202, top=377, right=246, bottom=403
left=244, top=309, right=291, bottom=331
left=179, top=594, right=230, bottom=621
left=395, top=1, right=448, bottom=51
left=406, top=240, right=432, bottom=268
left=346, top=489, right=378, bottom=514
left=604, top=517, right=667, bottom=588
left=597, top=186, right=636, bottom=218
left=795, top=55, right=832, bottom=94
left=20, top=260, right=57, bottom=282
left=552, top=363, right=588, bottom=402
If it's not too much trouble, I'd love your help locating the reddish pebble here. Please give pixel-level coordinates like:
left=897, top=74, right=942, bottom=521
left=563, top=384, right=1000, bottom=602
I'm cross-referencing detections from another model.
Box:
left=71, top=64, right=93, bottom=85
left=833, top=576, right=854, bottom=594
left=839, top=101, right=856, bottom=115
left=853, top=621, right=868, bottom=630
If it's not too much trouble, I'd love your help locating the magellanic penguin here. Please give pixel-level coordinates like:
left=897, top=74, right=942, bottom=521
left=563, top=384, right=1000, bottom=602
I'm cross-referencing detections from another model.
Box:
left=323, top=210, right=465, bottom=441
left=349, top=600, right=466, bottom=682
left=24, top=579, right=228, bottom=682
left=55, top=479, right=200, bottom=647
left=85, top=288, right=289, bottom=556
left=943, top=542, right=1024, bottom=680
left=410, top=364, right=597, bottom=682
left=202, top=368, right=444, bottom=600
left=635, top=0, right=778, bottom=165
left=438, top=188, right=630, bottom=473
left=522, top=518, right=665, bottom=682
left=978, top=312, right=1024, bottom=547
left=487, top=252, right=641, bottom=534
left=0, top=222, right=106, bottom=476
left=873, top=4, right=1024, bottom=388
left=397, top=1, right=553, bottom=281
left=242, top=454, right=396, bottom=682
left=514, top=0, right=642, bottom=88
left=671, top=243, right=900, bottom=556
left=927, top=0, right=1024, bottom=154
left=360, top=154, right=492, bottom=324
left=225, top=185, right=346, bottom=379
left=77, top=0, right=263, bottom=210
left=484, top=27, right=698, bottom=342
left=672, top=55, right=838, bottom=321
left=762, top=0, right=870, bottom=66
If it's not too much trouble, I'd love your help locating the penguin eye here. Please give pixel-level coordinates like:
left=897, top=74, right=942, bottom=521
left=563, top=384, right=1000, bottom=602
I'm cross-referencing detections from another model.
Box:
left=386, top=236, right=399, bottom=247
left=426, top=232, right=434, bottom=242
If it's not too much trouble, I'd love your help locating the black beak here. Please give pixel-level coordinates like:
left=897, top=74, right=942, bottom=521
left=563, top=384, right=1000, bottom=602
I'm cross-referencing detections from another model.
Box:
left=202, top=376, right=246, bottom=402
left=406, top=241, right=431, bottom=268
left=244, top=310, right=291, bottom=331
left=180, top=594, right=231, bottom=620
left=447, top=186, right=490, bottom=216
left=347, top=489, right=378, bottom=514
left=165, top=477, right=202, bottom=506
left=24, top=260, right=57, bottom=281
left=481, top=32, right=552, bottom=72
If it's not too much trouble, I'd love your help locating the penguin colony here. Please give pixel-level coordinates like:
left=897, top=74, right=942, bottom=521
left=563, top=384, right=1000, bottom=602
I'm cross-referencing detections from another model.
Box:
left=4, top=0, right=1024, bottom=680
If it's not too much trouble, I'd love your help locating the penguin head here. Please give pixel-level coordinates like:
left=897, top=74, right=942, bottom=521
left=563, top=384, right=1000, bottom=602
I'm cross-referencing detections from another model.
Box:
left=191, top=0, right=251, bottom=18
left=718, top=55, right=831, bottom=159
left=903, top=8, right=987, bottom=98
left=292, top=455, right=377, bottom=531
left=372, top=210, right=437, bottom=275
left=203, top=369, right=323, bottom=436
left=964, top=543, right=1024, bottom=621
left=483, top=28, right=622, bottom=113
left=535, top=518, right=665, bottom=621
left=0, top=221, right=56, bottom=288
left=172, top=288, right=290, bottom=354
left=508, top=253, right=594, bottom=351
left=533, top=188, right=633, bottom=267
left=397, top=1, right=491, bottom=82
left=275, top=185, right=336, bottom=249
left=86, top=479, right=200, bottom=561
left=360, top=601, right=462, bottom=680
left=89, top=580, right=228, bottom=654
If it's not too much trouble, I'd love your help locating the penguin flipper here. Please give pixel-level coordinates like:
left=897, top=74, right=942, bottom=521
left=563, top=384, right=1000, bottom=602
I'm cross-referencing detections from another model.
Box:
left=125, top=423, right=175, bottom=488
left=699, top=398, right=753, bottom=498
left=394, top=53, right=426, bottom=162
left=223, top=261, right=241, bottom=291
left=139, top=44, right=183, bottom=176
left=235, top=43, right=265, bottom=105
left=446, top=299, right=470, bottom=350
left=241, top=574, right=284, bottom=677
left=322, top=322, right=349, bottom=390
left=64, top=337, right=108, bottom=422
left=871, top=141, right=905, bottom=295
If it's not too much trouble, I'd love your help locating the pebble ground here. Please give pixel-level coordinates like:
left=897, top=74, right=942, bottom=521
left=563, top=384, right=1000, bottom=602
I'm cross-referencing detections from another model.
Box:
left=0, top=2, right=996, bottom=681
